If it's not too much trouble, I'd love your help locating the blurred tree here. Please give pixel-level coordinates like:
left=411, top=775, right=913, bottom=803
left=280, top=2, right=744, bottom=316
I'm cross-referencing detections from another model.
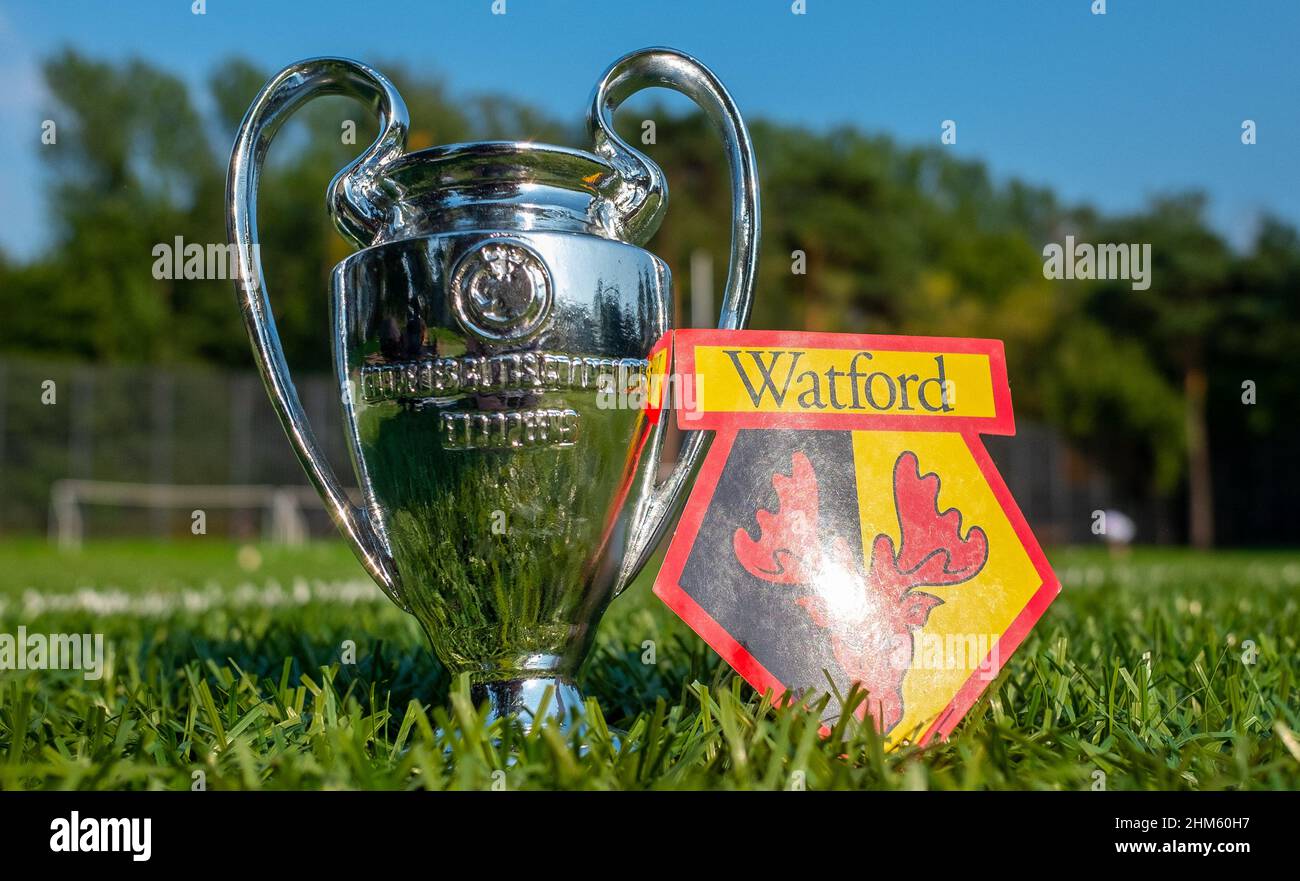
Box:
left=1087, top=195, right=1233, bottom=547
left=14, top=50, right=226, bottom=363
left=1205, top=217, right=1300, bottom=544
left=0, top=51, right=1294, bottom=546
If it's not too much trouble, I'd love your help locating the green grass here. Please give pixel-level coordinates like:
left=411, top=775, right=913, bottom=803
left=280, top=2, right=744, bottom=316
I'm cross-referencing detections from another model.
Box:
left=0, top=538, right=1297, bottom=790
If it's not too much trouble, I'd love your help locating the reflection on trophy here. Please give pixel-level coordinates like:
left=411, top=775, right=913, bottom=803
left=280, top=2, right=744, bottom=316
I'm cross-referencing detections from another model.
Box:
left=226, top=48, right=759, bottom=725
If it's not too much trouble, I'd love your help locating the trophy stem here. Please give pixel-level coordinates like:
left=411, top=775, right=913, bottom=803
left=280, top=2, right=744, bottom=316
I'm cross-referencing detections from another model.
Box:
left=470, top=677, right=586, bottom=730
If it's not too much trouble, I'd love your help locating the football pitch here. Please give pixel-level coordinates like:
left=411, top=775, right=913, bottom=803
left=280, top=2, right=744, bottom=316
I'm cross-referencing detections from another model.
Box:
left=0, top=539, right=1296, bottom=790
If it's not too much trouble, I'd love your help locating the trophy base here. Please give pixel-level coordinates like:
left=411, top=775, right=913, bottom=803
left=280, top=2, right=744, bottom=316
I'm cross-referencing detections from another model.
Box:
left=471, top=676, right=586, bottom=731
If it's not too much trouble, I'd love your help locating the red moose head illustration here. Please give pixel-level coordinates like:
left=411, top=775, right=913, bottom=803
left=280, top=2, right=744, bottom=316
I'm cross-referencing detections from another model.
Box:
left=733, top=450, right=988, bottom=735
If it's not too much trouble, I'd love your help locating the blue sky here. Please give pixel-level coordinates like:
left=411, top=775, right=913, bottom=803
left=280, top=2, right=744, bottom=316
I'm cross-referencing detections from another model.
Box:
left=1, top=0, right=1296, bottom=257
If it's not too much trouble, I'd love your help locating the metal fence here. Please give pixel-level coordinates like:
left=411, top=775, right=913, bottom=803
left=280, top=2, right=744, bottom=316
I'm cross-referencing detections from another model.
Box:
left=0, top=358, right=351, bottom=539
left=0, top=357, right=1168, bottom=544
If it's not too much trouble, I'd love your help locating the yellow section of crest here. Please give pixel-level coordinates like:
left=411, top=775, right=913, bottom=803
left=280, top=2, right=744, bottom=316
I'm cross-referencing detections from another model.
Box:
left=693, top=346, right=996, bottom=418
left=849, top=431, right=1042, bottom=748
left=648, top=344, right=670, bottom=408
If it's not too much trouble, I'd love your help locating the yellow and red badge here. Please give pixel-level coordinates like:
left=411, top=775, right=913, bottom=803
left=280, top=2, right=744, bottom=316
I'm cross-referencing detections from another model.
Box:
left=654, top=330, right=1059, bottom=746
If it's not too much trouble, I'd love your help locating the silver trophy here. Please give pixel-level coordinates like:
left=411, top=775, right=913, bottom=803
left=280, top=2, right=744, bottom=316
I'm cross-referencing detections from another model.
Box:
left=226, top=48, right=758, bottom=725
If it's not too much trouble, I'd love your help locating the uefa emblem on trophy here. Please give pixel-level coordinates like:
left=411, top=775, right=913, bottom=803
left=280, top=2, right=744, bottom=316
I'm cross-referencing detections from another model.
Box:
left=226, top=48, right=759, bottom=725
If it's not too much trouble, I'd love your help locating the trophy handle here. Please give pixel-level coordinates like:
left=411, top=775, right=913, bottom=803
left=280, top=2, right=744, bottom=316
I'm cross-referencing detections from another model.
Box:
left=590, top=48, right=761, bottom=595
left=227, top=57, right=409, bottom=606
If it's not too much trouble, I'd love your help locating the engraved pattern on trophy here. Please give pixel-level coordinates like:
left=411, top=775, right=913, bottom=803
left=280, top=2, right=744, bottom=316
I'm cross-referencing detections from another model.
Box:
left=227, top=48, right=759, bottom=727
left=450, top=238, right=554, bottom=343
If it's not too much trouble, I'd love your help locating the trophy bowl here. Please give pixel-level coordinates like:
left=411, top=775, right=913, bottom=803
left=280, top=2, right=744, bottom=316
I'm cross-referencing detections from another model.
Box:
left=226, top=48, right=759, bottom=726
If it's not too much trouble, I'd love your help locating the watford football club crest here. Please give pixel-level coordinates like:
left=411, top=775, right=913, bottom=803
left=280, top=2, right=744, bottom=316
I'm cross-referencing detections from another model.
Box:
left=655, top=330, right=1060, bottom=746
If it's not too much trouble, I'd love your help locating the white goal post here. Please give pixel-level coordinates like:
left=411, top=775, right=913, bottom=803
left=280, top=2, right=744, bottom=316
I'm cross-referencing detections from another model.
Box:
left=48, top=480, right=351, bottom=549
